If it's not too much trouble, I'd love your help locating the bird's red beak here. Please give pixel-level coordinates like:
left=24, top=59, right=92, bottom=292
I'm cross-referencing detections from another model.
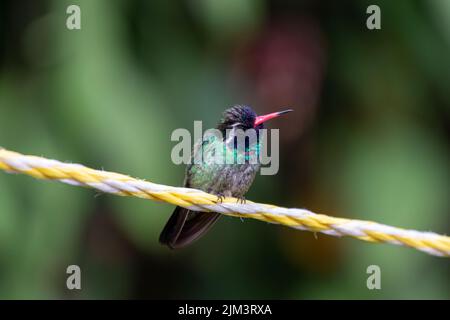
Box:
left=254, top=109, right=293, bottom=127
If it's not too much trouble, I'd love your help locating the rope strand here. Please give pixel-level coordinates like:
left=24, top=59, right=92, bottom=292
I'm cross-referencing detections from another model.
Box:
left=0, top=148, right=449, bottom=257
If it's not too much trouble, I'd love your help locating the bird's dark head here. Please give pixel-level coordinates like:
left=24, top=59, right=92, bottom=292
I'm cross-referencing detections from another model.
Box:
left=217, top=105, right=293, bottom=134
left=217, top=105, right=257, bottom=133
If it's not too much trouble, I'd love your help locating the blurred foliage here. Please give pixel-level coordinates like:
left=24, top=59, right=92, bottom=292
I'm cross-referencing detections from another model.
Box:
left=0, top=0, right=448, bottom=299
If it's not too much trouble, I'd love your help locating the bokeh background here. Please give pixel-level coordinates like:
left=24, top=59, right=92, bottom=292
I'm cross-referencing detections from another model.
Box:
left=0, top=0, right=449, bottom=299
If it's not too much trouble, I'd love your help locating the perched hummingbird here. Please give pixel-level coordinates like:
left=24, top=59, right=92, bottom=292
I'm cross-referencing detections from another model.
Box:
left=159, top=105, right=292, bottom=249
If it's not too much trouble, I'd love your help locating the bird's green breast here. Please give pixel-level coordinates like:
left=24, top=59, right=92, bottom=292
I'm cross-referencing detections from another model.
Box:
left=186, top=136, right=261, bottom=197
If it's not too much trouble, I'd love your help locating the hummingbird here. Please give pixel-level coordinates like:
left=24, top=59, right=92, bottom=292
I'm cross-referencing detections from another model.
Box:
left=159, top=105, right=292, bottom=249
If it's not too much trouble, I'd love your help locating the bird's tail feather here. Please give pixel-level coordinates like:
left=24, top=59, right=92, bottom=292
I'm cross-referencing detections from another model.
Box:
left=159, top=206, right=221, bottom=249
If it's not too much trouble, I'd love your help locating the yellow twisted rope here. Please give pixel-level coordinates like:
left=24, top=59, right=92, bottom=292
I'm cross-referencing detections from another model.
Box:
left=0, top=148, right=449, bottom=257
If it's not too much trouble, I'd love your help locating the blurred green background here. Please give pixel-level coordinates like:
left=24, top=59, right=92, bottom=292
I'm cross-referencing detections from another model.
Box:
left=0, top=0, right=449, bottom=299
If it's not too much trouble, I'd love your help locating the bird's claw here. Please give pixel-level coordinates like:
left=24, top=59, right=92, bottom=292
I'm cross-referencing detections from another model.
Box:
left=216, top=194, right=225, bottom=203
left=216, top=194, right=245, bottom=204
left=236, top=196, right=246, bottom=204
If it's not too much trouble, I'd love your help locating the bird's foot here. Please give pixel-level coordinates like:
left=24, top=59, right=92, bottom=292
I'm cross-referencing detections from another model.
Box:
left=216, top=193, right=225, bottom=203
left=236, top=196, right=246, bottom=204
